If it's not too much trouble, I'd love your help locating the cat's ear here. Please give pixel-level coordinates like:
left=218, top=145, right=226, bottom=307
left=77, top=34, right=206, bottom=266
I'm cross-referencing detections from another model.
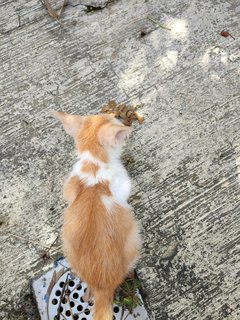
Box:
left=99, top=124, right=132, bottom=147
left=53, top=111, right=82, bottom=137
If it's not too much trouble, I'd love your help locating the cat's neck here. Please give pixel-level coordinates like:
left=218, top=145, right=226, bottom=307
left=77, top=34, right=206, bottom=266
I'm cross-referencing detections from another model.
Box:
left=72, top=150, right=120, bottom=186
left=72, top=149, right=131, bottom=207
left=77, top=150, right=105, bottom=166
left=77, top=148, right=121, bottom=165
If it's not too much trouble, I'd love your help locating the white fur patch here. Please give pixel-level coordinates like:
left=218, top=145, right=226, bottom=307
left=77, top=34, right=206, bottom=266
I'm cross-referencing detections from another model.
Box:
left=101, top=195, right=114, bottom=213
left=108, top=158, right=131, bottom=208
left=70, top=151, right=131, bottom=208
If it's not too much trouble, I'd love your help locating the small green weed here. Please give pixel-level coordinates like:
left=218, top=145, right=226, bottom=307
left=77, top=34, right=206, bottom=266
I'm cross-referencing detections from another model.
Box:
left=114, top=277, right=143, bottom=319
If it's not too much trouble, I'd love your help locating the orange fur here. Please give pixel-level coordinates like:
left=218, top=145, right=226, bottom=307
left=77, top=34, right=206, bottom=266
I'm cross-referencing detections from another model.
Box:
left=81, top=161, right=100, bottom=176
left=54, top=112, right=141, bottom=320
left=76, top=116, right=110, bottom=163
left=63, top=176, right=84, bottom=205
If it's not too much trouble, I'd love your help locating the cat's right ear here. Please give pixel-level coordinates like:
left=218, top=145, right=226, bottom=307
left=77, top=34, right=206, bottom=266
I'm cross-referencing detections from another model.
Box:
left=53, top=111, right=82, bottom=137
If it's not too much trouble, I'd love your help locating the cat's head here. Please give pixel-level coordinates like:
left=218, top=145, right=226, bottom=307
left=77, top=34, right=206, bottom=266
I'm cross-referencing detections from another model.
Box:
left=53, top=111, right=132, bottom=162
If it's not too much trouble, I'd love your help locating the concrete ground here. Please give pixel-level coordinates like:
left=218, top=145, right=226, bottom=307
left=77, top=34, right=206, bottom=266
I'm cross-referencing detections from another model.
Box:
left=0, top=0, right=240, bottom=319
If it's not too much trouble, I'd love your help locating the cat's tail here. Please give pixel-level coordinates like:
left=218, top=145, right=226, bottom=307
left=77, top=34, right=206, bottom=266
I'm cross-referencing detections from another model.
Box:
left=93, top=288, right=113, bottom=320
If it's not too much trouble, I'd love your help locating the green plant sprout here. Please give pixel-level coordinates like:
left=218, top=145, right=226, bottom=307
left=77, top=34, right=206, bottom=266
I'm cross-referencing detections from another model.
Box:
left=114, top=277, right=143, bottom=320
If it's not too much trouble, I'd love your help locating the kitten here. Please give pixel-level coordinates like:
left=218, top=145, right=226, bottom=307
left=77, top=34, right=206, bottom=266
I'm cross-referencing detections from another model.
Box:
left=54, top=111, right=141, bottom=320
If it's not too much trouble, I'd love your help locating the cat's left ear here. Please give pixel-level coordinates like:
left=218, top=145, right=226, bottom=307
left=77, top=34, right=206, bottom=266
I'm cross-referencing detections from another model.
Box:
left=98, top=124, right=132, bottom=147
left=53, top=111, right=82, bottom=137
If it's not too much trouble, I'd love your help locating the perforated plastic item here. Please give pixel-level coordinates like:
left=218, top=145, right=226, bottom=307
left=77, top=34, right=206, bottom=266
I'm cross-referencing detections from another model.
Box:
left=48, top=271, right=91, bottom=320
left=33, top=258, right=149, bottom=320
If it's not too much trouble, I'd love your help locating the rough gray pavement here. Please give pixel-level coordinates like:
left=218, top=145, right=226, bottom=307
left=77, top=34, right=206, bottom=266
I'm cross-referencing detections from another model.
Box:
left=1, top=0, right=240, bottom=319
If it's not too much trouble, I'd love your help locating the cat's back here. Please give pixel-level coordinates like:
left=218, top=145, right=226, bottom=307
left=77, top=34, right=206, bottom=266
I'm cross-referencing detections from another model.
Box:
left=62, top=181, right=135, bottom=287
left=63, top=179, right=134, bottom=242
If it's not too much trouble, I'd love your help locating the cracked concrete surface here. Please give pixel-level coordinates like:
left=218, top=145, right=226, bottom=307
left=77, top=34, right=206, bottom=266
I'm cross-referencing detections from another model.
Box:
left=0, top=0, right=240, bottom=319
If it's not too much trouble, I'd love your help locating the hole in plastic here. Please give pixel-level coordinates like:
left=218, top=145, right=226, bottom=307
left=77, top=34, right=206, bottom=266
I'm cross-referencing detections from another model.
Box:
left=114, top=306, right=120, bottom=313
left=73, top=292, right=79, bottom=299
left=65, top=310, right=71, bottom=317
left=55, top=290, right=61, bottom=297
left=69, top=280, right=75, bottom=287
left=77, top=305, right=83, bottom=312
left=84, top=309, right=90, bottom=315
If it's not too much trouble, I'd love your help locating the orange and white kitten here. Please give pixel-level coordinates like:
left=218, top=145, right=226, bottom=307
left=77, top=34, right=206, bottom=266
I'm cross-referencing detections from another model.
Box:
left=54, top=111, right=141, bottom=320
